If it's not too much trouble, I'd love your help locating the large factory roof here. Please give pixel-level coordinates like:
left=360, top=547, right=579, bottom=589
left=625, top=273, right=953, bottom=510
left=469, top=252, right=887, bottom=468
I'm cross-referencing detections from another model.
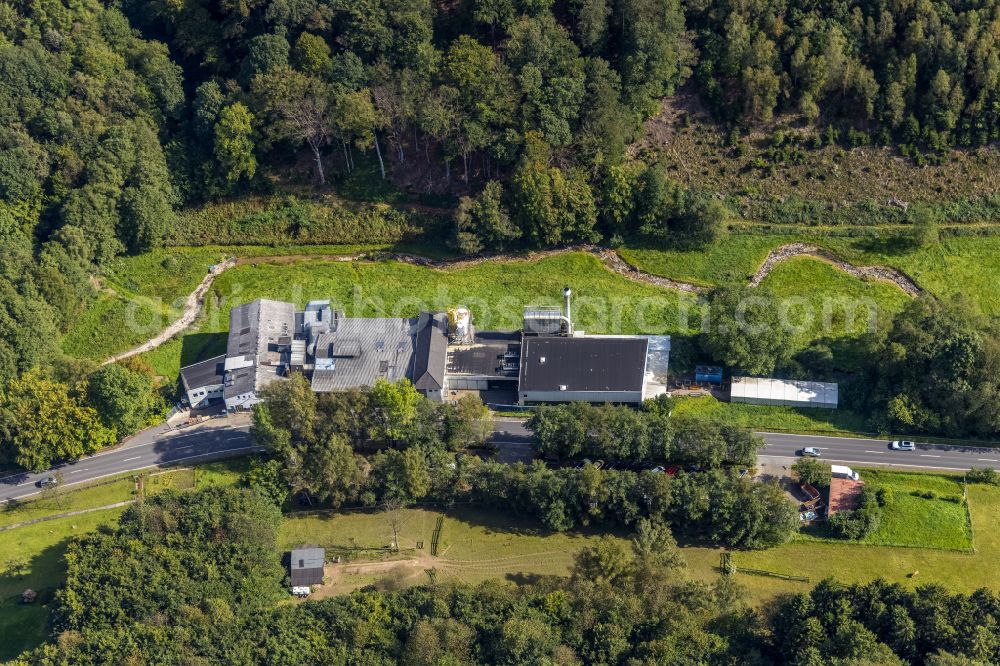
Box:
left=224, top=299, right=295, bottom=399
left=518, top=336, right=649, bottom=393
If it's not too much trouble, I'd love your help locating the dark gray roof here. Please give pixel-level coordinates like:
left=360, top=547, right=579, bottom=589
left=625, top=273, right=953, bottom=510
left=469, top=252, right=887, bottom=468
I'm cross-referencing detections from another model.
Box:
left=179, top=355, right=226, bottom=391
left=518, top=336, right=649, bottom=392
left=447, top=332, right=521, bottom=378
left=310, top=317, right=415, bottom=392
left=290, top=547, right=324, bottom=587
left=412, top=312, right=448, bottom=390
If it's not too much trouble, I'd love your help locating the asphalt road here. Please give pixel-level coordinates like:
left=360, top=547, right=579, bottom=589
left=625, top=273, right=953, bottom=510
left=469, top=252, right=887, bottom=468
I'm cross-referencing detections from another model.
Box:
left=489, top=417, right=535, bottom=463
left=0, top=418, right=258, bottom=504
left=758, top=432, right=1000, bottom=472
left=4, top=416, right=998, bottom=504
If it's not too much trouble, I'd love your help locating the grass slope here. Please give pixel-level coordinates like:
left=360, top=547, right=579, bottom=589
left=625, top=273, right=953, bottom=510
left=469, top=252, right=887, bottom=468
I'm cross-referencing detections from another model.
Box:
left=143, top=252, right=702, bottom=379
left=623, top=234, right=1000, bottom=315
left=671, top=394, right=871, bottom=435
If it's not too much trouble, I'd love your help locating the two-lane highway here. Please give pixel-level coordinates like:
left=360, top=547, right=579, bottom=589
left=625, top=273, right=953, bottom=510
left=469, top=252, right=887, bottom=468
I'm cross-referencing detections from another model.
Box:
left=758, top=432, right=1000, bottom=472
left=5, top=415, right=999, bottom=505
left=0, top=417, right=258, bottom=504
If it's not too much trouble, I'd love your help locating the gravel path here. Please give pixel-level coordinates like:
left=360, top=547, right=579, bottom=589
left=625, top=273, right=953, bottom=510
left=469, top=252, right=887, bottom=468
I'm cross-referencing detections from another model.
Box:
left=100, top=243, right=919, bottom=365
left=748, top=242, right=922, bottom=296
left=101, top=257, right=236, bottom=366
left=0, top=500, right=134, bottom=532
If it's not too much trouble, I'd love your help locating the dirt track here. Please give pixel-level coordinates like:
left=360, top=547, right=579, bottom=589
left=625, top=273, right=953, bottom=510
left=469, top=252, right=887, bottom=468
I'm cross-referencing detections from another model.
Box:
left=102, top=244, right=920, bottom=364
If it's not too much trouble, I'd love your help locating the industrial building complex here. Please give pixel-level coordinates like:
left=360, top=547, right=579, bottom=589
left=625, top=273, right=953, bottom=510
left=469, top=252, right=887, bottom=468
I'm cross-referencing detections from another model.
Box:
left=180, top=288, right=671, bottom=410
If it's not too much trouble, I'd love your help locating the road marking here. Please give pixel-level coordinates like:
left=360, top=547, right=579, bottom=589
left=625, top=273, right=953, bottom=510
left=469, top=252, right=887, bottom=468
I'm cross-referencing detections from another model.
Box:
left=757, top=431, right=886, bottom=444
left=864, top=450, right=881, bottom=454
left=68, top=470, right=84, bottom=474
left=978, top=458, right=998, bottom=462
left=759, top=455, right=969, bottom=472
left=122, top=456, right=142, bottom=462
left=920, top=454, right=941, bottom=458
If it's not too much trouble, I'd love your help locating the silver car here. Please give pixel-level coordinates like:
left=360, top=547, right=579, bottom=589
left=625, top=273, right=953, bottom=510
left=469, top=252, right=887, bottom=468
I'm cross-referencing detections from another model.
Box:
left=889, top=440, right=916, bottom=451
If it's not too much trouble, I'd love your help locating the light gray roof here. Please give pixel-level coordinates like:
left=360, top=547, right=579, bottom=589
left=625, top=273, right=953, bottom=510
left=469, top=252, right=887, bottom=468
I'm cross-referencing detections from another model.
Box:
left=224, top=299, right=295, bottom=399
left=290, top=547, right=325, bottom=570
left=311, top=316, right=416, bottom=391
left=290, top=547, right=325, bottom=586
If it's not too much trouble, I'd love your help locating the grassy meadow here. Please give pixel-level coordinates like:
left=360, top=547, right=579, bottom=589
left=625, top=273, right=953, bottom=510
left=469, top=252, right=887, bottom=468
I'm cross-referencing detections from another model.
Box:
left=622, top=233, right=1000, bottom=315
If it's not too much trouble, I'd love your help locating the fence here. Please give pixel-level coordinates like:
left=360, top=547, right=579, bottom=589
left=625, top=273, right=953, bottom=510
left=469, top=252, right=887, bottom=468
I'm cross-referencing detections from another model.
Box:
left=430, top=516, right=444, bottom=556
left=720, top=553, right=810, bottom=582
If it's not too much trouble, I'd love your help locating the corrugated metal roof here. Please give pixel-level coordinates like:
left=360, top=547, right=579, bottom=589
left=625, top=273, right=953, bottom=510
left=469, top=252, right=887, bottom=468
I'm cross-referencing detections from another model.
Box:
left=290, top=547, right=325, bottom=586
left=180, top=355, right=226, bottom=391
left=224, top=299, right=295, bottom=399
left=730, top=377, right=839, bottom=407
left=412, top=312, right=448, bottom=390
left=310, top=317, right=416, bottom=391
left=519, top=336, right=648, bottom=392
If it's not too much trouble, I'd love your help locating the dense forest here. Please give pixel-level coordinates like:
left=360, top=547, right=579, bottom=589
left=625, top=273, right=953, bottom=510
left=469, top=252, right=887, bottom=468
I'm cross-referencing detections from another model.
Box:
left=4, top=0, right=1000, bottom=468
left=13, top=485, right=1000, bottom=664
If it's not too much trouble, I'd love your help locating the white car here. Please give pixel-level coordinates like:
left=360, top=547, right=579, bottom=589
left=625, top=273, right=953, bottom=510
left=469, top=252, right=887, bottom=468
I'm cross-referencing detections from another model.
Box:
left=890, top=440, right=916, bottom=451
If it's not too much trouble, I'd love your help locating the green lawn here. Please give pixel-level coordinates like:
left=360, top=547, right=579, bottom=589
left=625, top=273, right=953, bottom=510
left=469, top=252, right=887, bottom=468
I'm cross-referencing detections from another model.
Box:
left=861, top=471, right=971, bottom=549
left=0, top=478, right=136, bottom=529
left=620, top=236, right=784, bottom=287
left=671, top=394, right=871, bottom=435
left=0, top=508, right=128, bottom=660
left=795, top=470, right=972, bottom=550
left=623, top=234, right=1000, bottom=316
left=280, top=506, right=638, bottom=592
left=757, top=256, right=908, bottom=368
left=63, top=244, right=395, bottom=363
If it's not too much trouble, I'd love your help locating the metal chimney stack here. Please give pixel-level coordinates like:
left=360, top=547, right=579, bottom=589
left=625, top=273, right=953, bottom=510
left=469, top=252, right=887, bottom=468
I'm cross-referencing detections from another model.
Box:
left=563, top=287, right=572, bottom=334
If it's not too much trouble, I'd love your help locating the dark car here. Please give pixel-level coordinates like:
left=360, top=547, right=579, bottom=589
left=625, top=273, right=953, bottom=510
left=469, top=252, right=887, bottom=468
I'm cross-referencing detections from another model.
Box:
left=36, top=476, right=58, bottom=488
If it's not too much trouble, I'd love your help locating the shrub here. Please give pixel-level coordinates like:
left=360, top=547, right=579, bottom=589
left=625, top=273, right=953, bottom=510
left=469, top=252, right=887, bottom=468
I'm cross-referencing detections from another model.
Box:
left=967, top=467, right=1000, bottom=485
left=828, top=486, right=882, bottom=540
left=875, top=486, right=893, bottom=507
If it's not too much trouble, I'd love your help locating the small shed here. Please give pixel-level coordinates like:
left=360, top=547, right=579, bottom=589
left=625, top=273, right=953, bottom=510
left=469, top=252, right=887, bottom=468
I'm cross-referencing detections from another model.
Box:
left=290, top=547, right=325, bottom=592
left=695, top=365, right=724, bottom=384
left=730, top=377, right=839, bottom=409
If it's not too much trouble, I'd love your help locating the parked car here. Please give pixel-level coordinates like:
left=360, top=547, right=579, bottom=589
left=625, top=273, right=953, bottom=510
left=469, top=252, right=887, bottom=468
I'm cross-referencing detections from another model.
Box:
left=798, top=447, right=822, bottom=457
left=889, top=440, right=916, bottom=451
left=36, top=476, right=58, bottom=488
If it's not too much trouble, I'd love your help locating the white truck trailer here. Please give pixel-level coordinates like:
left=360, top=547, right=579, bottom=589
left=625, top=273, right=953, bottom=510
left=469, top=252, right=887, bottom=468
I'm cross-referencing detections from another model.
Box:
left=831, top=464, right=861, bottom=481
